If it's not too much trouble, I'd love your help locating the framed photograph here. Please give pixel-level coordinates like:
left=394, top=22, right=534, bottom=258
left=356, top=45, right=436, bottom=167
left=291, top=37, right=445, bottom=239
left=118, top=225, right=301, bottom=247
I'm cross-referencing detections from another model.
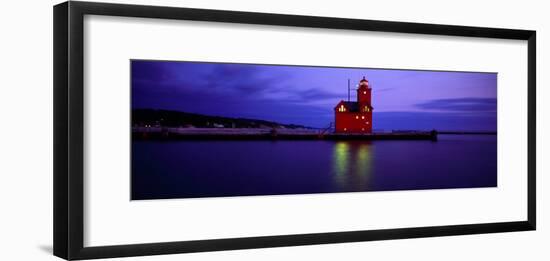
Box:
left=54, top=1, right=536, bottom=260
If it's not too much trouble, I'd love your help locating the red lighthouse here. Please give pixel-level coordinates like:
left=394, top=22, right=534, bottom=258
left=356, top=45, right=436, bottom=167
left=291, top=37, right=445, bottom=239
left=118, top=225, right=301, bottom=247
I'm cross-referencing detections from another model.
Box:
left=334, top=77, right=374, bottom=133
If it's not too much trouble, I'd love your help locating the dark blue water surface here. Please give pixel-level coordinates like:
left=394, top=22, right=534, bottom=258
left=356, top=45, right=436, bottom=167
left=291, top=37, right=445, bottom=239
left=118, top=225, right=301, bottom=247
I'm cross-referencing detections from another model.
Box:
left=131, top=135, right=497, bottom=200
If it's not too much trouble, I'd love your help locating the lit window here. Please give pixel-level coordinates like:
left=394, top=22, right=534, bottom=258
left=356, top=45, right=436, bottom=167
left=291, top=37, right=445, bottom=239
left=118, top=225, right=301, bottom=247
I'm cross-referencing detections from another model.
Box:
left=362, top=128, right=365, bottom=131
left=355, top=115, right=359, bottom=119
left=366, top=122, right=369, bottom=125
left=364, top=106, right=370, bottom=112
left=361, top=116, right=365, bottom=119
left=338, top=105, right=346, bottom=112
left=344, top=128, right=347, bottom=131
left=363, top=91, right=366, bottom=94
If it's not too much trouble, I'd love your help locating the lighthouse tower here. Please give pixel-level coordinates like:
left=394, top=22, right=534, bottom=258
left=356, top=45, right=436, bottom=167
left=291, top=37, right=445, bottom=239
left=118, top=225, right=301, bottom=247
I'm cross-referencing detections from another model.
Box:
left=333, top=77, right=374, bottom=133
left=357, top=77, right=372, bottom=111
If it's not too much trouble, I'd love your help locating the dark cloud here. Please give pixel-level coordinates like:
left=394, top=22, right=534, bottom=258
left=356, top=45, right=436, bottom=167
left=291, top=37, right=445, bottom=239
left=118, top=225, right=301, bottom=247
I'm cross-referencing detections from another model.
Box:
left=193, top=63, right=291, bottom=96
left=207, top=64, right=266, bottom=93
left=132, top=61, right=340, bottom=110
left=291, top=88, right=340, bottom=101
left=132, top=61, right=280, bottom=98
left=415, top=98, right=497, bottom=112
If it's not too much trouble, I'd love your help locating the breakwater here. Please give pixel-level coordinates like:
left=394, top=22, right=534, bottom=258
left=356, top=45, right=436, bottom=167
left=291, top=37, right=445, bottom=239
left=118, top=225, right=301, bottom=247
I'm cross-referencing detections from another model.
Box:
left=132, top=127, right=438, bottom=141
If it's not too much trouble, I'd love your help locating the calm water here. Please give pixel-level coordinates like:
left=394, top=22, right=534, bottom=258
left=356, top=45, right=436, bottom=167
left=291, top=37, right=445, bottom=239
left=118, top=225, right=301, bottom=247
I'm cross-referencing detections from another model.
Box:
left=132, top=135, right=497, bottom=200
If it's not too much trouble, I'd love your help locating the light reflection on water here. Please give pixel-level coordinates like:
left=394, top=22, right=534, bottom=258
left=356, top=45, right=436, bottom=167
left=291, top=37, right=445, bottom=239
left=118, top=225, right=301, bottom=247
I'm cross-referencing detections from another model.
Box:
left=332, top=141, right=373, bottom=191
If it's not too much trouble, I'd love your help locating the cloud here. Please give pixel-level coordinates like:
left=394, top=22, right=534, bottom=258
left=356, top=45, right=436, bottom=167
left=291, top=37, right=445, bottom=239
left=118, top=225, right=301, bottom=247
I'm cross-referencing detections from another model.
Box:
left=374, top=87, right=395, bottom=93
left=415, top=97, right=497, bottom=112
left=132, top=60, right=344, bottom=108
left=289, top=87, right=341, bottom=101
left=132, top=61, right=281, bottom=97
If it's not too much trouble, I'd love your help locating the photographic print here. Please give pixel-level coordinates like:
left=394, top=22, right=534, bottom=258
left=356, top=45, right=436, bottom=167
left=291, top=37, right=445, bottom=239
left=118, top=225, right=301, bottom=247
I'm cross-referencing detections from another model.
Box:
left=131, top=60, right=497, bottom=200
left=53, top=3, right=535, bottom=258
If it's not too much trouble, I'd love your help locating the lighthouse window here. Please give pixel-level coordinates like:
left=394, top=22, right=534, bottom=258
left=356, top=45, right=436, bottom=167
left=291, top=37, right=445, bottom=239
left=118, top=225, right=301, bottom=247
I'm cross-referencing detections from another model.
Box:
left=338, top=105, right=346, bottom=112
left=363, top=91, right=366, bottom=94
left=361, top=116, right=365, bottom=119
left=355, top=115, right=359, bottom=119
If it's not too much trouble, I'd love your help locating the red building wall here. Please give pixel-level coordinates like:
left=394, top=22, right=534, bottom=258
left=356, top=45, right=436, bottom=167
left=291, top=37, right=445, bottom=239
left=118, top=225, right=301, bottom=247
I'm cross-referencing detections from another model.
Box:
left=334, top=111, right=372, bottom=133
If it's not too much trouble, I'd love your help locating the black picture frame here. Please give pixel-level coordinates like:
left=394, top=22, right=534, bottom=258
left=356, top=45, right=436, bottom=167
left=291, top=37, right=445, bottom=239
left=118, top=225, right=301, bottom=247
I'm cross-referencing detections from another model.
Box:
left=53, top=1, right=536, bottom=260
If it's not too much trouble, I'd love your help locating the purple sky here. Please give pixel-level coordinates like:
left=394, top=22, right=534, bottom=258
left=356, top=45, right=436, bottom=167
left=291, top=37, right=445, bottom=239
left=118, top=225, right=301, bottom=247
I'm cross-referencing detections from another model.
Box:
left=131, top=60, right=497, bottom=131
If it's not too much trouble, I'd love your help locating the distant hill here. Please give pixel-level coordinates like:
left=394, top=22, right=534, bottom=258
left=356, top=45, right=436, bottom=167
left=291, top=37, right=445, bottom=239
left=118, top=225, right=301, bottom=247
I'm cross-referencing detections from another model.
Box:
left=132, top=109, right=312, bottom=129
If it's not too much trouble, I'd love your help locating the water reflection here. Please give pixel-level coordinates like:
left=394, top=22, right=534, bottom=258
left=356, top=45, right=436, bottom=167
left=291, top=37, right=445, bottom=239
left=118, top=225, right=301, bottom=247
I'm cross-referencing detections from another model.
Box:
left=332, top=141, right=373, bottom=191
left=132, top=135, right=497, bottom=200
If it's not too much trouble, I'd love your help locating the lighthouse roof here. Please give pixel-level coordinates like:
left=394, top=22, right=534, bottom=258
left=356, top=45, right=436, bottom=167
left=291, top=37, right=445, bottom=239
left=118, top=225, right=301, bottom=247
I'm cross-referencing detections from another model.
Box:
left=341, top=101, right=359, bottom=111
left=334, top=100, right=373, bottom=112
left=360, top=76, right=368, bottom=82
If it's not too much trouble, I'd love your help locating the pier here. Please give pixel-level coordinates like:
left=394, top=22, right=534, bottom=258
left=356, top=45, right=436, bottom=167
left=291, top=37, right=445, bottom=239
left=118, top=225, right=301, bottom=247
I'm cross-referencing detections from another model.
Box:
left=132, top=127, right=438, bottom=141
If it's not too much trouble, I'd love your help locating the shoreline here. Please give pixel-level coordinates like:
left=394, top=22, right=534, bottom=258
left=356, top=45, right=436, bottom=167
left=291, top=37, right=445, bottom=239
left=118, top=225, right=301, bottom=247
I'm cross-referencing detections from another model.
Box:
left=132, top=127, right=439, bottom=141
